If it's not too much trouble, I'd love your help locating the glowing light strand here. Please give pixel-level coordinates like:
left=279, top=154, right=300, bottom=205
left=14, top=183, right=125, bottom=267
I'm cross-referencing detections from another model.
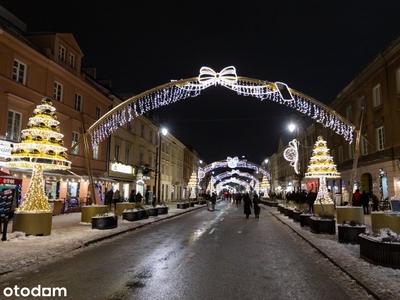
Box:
left=89, top=66, right=355, bottom=148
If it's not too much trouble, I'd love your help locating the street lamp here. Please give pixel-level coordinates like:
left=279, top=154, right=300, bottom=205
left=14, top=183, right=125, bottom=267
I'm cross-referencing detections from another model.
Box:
left=287, top=121, right=301, bottom=192
left=154, top=127, right=168, bottom=206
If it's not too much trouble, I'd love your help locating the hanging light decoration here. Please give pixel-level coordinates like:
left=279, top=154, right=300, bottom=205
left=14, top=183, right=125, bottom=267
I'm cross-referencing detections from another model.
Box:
left=87, top=66, right=355, bottom=151
left=7, top=98, right=71, bottom=213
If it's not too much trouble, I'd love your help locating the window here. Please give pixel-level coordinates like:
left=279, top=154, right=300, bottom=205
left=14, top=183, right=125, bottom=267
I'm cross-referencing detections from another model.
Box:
left=114, top=144, right=120, bottom=161
left=68, top=52, right=75, bottom=68
left=348, top=144, right=354, bottom=159
left=59, top=45, right=66, bottom=61
left=92, top=145, right=99, bottom=159
left=361, top=137, right=368, bottom=156
left=6, top=110, right=21, bottom=142
left=125, top=148, right=130, bottom=165
left=139, top=152, right=143, bottom=163
left=396, top=68, right=400, bottom=95
left=372, top=84, right=381, bottom=108
left=12, top=59, right=26, bottom=84
left=74, top=93, right=82, bottom=111
left=346, top=106, right=353, bottom=123
left=71, top=132, right=79, bottom=155
left=54, top=82, right=63, bottom=101
left=95, top=106, right=101, bottom=120
left=338, top=146, right=343, bottom=163
left=376, top=126, right=385, bottom=151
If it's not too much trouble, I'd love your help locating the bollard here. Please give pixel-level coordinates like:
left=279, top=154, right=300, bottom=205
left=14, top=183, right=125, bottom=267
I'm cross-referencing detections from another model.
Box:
left=1, top=217, right=8, bottom=242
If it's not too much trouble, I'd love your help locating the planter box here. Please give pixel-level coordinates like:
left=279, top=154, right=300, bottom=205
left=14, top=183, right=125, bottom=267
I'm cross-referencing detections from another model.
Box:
left=300, top=214, right=311, bottom=227
left=92, top=216, right=118, bottom=230
left=148, top=208, right=159, bottom=216
left=309, top=217, right=336, bottom=234
left=123, top=211, right=139, bottom=221
left=287, top=209, right=294, bottom=219
left=338, top=225, right=366, bottom=244
left=177, top=203, right=188, bottom=209
left=278, top=205, right=284, bottom=213
left=293, top=211, right=302, bottom=222
left=137, top=210, right=149, bottom=219
left=157, top=206, right=168, bottom=214
left=359, top=235, right=400, bottom=269
left=283, top=208, right=289, bottom=216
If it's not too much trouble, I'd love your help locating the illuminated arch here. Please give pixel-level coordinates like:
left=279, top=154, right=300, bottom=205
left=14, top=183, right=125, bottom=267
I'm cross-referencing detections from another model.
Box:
left=197, top=156, right=269, bottom=184
left=213, top=169, right=260, bottom=186
left=74, top=66, right=355, bottom=151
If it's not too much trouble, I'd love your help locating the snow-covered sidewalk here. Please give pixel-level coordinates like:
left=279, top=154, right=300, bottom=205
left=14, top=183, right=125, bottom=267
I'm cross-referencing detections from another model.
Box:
left=268, top=207, right=400, bottom=300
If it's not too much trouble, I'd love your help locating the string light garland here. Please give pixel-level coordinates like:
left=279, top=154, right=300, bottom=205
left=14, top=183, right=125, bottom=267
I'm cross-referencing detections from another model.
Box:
left=214, top=170, right=260, bottom=186
left=7, top=98, right=71, bottom=213
left=85, top=66, right=355, bottom=151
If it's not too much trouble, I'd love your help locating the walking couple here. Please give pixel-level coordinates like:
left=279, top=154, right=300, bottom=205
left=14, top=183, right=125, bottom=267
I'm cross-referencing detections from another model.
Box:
left=243, top=193, right=261, bottom=219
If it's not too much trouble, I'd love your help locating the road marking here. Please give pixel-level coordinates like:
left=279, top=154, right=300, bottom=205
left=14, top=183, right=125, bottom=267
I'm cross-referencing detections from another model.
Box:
left=209, top=228, right=216, bottom=234
left=220, top=218, right=224, bottom=221
left=176, top=252, right=195, bottom=271
left=238, top=231, right=242, bottom=233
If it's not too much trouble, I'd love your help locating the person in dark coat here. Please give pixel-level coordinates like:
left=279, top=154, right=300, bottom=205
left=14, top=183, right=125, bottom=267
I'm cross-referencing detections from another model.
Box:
left=135, top=192, right=143, bottom=203
left=243, top=193, right=252, bottom=219
left=145, top=190, right=150, bottom=205
left=128, top=190, right=136, bottom=203
left=361, top=190, right=370, bottom=214
left=370, top=192, right=379, bottom=211
left=112, top=189, right=120, bottom=210
left=106, top=189, right=114, bottom=210
left=211, top=192, right=216, bottom=210
left=253, top=193, right=261, bottom=218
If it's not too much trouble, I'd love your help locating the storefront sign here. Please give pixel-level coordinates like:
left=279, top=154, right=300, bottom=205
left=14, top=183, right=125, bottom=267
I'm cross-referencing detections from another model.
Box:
left=0, top=141, right=12, bottom=157
left=0, top=178, right=22, bottom=185
left=110, top=162, right=133, bottom=174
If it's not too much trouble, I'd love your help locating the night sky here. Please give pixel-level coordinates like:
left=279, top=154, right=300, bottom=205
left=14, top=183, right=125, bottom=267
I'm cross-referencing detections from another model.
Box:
left=1, top=0, right=399, bottom=164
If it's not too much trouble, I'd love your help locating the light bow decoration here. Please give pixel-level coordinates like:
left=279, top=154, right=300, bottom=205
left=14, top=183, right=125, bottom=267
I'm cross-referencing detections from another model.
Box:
left=283, top=139, right=300, bottom=175
left=198, top=66, right=238, bottom=86
left=83, top=66, right=355, bottom=154
left=227, top=156, right=239, bottom=168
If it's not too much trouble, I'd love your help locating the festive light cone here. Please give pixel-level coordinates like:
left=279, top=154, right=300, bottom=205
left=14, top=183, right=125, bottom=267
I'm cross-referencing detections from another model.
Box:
left=7, top=98, right=71, bottom=235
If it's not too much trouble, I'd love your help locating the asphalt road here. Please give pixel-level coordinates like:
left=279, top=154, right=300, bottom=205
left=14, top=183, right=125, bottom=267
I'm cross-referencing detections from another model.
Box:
left=0, top=201, right=371, bottom=300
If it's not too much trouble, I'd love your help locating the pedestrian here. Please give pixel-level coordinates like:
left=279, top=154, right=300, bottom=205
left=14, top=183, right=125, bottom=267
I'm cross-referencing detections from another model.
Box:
left=128, top=190, right=135, bottom=203
left=243, top=193, right=252, bottom=219
left=112, top=189, right=120, bottom=210
left=145, top=190, right=150, bottom=205
left=106, top=189, right=113, bottom=210
left=352, top=189, right=361, bottom=206
left=205, top=191, right=211, bottom=210
left=307, top=192, right=316, bottom=213
left=253, top=193, right=261, bottom=219
left=211, top=192, right=216, bottom=210
left=135, top=191, right=143, bottom=204
left=370, top=192, right=379, bottom=211
left=361, top=190, right=370, bottom=214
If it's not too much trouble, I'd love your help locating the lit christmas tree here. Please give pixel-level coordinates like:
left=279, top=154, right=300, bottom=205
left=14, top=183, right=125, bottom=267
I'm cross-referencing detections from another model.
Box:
left=260, top=176, right=270, bottom=197
left=305, top=136, right=340, bottom=204
left=7, top=98, right=71, bottom=213
left=188, top=172, right=198, bottom=199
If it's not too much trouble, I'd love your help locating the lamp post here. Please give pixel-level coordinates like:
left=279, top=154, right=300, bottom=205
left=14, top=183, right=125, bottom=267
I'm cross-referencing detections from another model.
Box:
left=288, top=121, right=302, bottom=193
left=154, top=127, right=167, bottom=206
